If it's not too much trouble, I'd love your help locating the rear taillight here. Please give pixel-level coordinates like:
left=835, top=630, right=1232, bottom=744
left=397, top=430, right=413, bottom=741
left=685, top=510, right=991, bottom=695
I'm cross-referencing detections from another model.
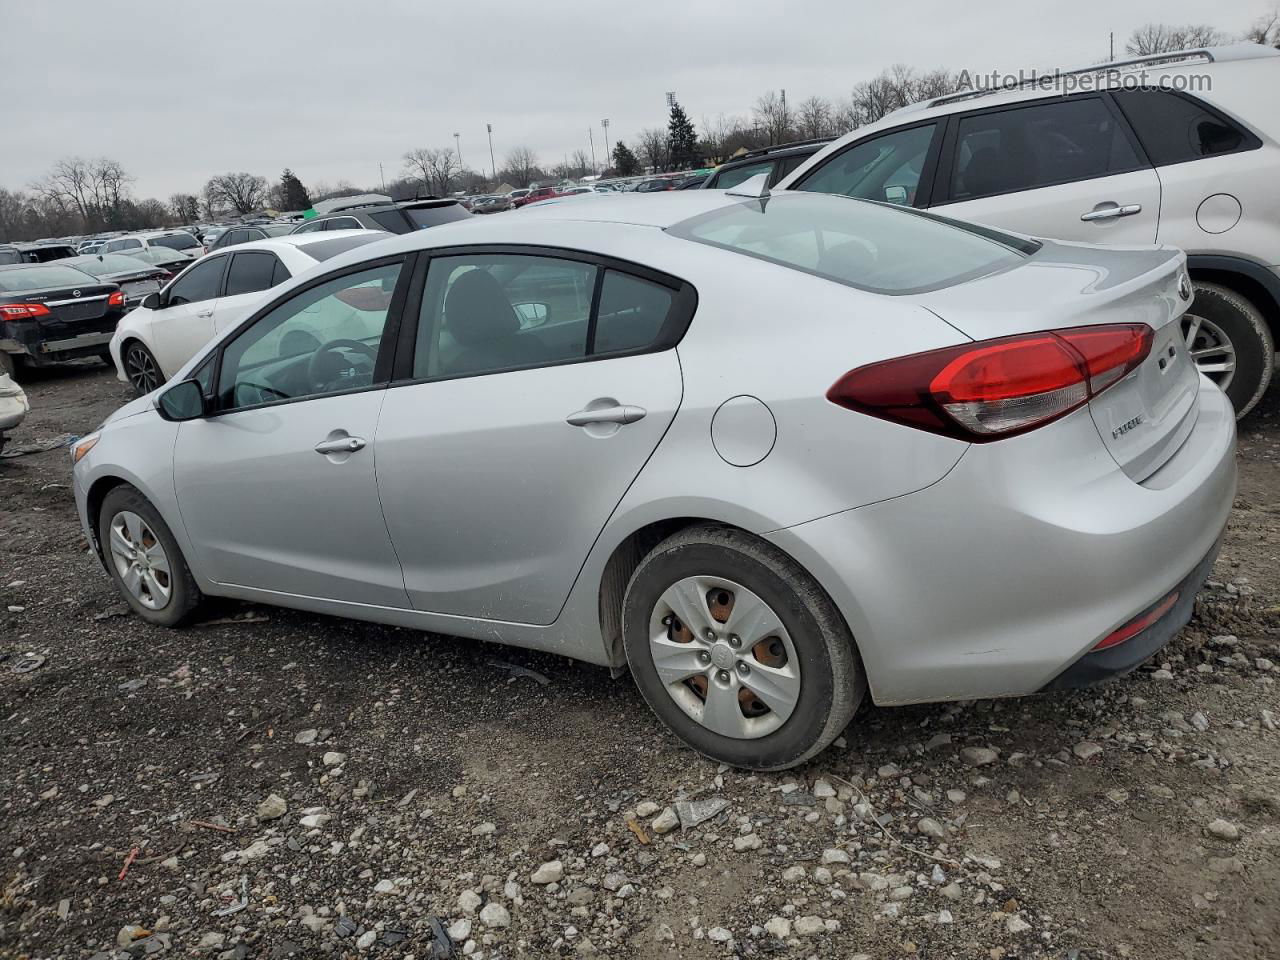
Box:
left=0, top=303, right=51, bottom=320
left=108, top=291, right=126, bottom=308
left=827, top=324, right=1153, bottom=442
left=1092, top=590, right=1179, bottom=651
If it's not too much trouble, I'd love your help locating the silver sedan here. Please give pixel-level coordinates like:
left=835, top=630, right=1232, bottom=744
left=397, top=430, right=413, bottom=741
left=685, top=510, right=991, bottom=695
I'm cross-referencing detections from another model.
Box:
left=71, top=188, right=1236, bottom=769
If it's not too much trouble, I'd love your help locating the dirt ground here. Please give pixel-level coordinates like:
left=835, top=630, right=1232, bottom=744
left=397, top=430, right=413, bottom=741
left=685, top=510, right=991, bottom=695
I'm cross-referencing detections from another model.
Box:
left=1, top=361, right=1278, bottom=960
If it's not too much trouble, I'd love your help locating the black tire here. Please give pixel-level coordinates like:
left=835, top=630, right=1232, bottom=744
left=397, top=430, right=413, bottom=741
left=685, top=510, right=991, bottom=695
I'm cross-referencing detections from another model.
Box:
left=121, top=340, right=163, bottom=396
left=1186, top=281, right=1274, bottom=419
left=622, top=524, right=864, bottom=770
left=98, top=485, right=201, bottom=627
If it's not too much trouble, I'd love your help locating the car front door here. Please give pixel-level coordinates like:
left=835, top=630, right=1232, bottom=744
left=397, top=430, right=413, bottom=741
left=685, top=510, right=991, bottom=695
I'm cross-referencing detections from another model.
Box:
left=930, top=95, right=1161, bottom=244
left=172, top=257, right=411, bottom=606
left=147, top=255, right=228, bottom=376
left=374, top=250, right=691, bottom=624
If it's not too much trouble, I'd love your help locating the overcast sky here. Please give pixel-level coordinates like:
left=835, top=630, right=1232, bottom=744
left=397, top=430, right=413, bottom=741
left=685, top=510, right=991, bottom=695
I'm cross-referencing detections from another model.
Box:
left=4, top=0, right=1273, bottom=199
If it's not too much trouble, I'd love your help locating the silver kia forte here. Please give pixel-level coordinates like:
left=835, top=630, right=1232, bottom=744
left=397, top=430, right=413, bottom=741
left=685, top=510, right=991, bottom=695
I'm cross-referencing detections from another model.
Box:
left=71, top=188, right=1236, bottom=770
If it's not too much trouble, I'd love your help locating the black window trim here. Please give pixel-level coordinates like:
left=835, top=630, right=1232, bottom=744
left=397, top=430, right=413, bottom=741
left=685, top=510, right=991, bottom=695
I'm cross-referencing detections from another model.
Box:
left=387, top=243, right=698, bottom=387
left=162, top=252, right=231, bottom=307
left=790, top=118, right=945, bottom=208
left=1109, top=86, right=1263, bottom=169
left=930, top=91, right=1151, bottom=207
left=199, top=251, right=417, bottom=418
left=225, top=250, right=285, bottom=298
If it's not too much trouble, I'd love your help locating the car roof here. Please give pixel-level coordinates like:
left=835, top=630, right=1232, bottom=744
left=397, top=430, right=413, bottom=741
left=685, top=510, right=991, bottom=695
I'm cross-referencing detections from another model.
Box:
left=215, top=229, right=387, bottom=256
left=475, top=190, right=738, bottom=229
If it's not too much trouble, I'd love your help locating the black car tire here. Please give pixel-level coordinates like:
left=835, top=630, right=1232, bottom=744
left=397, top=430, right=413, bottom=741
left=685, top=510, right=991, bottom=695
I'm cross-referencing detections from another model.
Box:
left=122, top=340, right=164, bottom=396
left=622, top=524, right=864, bottom=771
left=1186, top=281, right=1274, bottom=419
left=98, top=485, right=201, bottom=627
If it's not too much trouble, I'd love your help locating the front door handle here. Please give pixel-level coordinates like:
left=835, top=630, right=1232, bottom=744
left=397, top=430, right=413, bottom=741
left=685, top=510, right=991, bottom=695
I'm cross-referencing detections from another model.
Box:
left=314, top=436, right=366, bottom=455
left=197, top=310, right=214, bottom=318
left=1080, top=202, right=1142, bottom=222
left=566, top=404, right=647, bottom=427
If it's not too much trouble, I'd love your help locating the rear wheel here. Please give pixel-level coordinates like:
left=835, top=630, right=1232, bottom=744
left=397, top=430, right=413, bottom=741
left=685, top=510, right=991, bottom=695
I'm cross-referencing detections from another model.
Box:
left=122, top=340, right=163, bottom=396
left=1183, top=282, right=1274, bottom=419
left=98, top=485, right=201, bottom=627
left=622, top=525, right=864, bottom=770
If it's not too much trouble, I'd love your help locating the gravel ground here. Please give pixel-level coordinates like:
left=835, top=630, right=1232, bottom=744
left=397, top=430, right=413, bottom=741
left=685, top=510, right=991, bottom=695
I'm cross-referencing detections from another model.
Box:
left=2, top=362, right=1279, bottom=960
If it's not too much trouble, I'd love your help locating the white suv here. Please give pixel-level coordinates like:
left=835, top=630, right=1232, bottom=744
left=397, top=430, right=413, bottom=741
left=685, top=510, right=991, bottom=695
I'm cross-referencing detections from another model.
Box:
left=101, top=230, right=205, bottom=260
left=777, top=43, right=1280, bottom=417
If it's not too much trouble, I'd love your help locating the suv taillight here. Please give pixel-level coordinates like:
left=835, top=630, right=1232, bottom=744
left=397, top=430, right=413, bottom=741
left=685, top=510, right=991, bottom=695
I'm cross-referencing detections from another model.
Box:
left=0, top=303, right=52, bottom=320
left=827, top=324, right=1153, bottom=442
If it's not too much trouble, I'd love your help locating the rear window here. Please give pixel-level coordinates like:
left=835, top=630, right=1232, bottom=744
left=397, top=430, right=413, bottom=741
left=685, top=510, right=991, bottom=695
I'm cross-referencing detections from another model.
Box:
left=0, top=265, right=97, bottom=293
left=70, top=255, right=148, bottom=276
left=23, top=245, right=77, bottom=262
left=262, top=224, right=294, bottom=237
left=150, top=233, right=201, bottom=251
left=668, top=193, right=1036, bottom=296
left=403, top=203, right=472, bottom=229
left=296, top=233, right=388, bottom=262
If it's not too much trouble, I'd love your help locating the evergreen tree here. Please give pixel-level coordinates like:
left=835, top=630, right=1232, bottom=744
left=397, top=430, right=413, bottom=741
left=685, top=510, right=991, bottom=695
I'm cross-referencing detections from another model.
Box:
left=612, top=141, right=641, bottom=177
left=667, top=101, right=698, bottom=169
left=279, top=169, right=311, bottom=211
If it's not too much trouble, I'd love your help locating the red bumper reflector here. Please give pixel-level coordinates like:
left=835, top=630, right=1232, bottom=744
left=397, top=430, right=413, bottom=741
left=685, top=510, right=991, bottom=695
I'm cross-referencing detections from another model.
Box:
left=1092, top=590, right=1180, bottom=651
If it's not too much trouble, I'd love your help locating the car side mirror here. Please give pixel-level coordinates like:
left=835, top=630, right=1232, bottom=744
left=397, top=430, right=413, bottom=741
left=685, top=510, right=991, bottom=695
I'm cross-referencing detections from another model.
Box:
left=883, top=185, right=909, bottom=205
left=513, top=302, right=550, bottom=329
left=142, top=292, right=161, bottom=310
left=155, top=378, right=206, bottom=421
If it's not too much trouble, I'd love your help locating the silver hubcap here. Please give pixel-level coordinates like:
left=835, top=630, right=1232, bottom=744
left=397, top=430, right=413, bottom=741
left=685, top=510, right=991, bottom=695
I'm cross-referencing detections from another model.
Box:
left=126, top=346, right=159, bottom=393
left=1182, top=313, right=1236, bottom=391
left=648, top=576, right=801, bottom=739
left=108, top=511, right=172, bottom=610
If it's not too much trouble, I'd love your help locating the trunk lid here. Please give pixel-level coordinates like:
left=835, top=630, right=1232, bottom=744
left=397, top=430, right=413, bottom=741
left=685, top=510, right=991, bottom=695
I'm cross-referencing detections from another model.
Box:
left=911, top=239, right=1199, bottom=481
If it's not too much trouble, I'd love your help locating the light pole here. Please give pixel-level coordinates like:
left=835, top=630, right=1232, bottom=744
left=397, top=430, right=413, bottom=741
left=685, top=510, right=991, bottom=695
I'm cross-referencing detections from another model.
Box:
left=588, top=128, right=597, bottom=175
left=453, top=132, right=463, bottom=184
left=601, top=119, right=610, bottom=167
left=486, top=123, right=496, bottom=182
left=665, top=91, right=676, bottom=109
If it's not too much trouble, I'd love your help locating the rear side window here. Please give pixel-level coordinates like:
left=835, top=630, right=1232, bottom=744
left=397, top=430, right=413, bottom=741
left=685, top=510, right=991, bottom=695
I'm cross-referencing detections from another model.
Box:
left=324, top=217, right=363, bottom=231
left=797, top=124, right=937, bottom=205
left=948, top=98, right=1140, bottom=201
left=403, top=204, right=472, bottom=229
left=710, top=160, right=773, bottom=191
left=271, top=258, right=291, bottom=286
left=594, top=271, right=676, bottom=354
left=1112, top=89, right=1255, bottom=165
left=225, top=252, right=280, bottom=296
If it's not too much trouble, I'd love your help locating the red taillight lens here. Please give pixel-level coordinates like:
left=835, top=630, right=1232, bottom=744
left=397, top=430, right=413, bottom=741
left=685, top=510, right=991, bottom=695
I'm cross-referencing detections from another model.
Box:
left=0, top=303, right=51, bottom=320
left=108, top=291, right=126, bottom=307
left=827, top=324, right=1153, bottom=441
left=1092, top=590, right=1179, bottom=651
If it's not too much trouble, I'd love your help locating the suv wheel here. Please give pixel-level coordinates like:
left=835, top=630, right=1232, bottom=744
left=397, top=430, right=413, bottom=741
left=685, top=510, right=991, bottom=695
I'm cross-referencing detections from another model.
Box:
left=622, top=525, right=864, bottom=770
left=1183, top=282, right=1274, bottom=419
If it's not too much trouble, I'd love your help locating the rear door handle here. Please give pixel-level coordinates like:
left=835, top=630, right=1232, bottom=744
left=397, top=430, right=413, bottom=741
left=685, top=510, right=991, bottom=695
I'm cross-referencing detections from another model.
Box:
left=314, top=436, right=366, bottom=455
left=566, top=404, right=647, bottom=427
left=197, top=309, right=214, bottom=318
left=1080, top=202, right=1142, bottom=222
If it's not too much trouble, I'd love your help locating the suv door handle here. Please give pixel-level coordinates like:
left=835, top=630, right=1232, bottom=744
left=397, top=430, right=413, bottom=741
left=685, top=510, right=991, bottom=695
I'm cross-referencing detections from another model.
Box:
left=566, top=404, right=647, bottom=427
left=314, top=436, right=366, bottom=455
left=1080, top=202, right=1142, bottom=222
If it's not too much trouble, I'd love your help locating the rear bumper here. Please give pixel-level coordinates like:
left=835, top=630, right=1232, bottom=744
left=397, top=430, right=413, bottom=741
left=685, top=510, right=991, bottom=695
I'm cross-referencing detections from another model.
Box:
left=766, top=376, right=1237, bottom=705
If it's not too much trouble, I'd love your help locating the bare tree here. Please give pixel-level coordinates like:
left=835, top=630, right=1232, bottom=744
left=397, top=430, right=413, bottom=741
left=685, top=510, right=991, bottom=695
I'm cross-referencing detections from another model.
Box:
left=637, top=127, right=669, bottom=172
left=203, top=172, right=269, bottom=214
left=753, top=90, right=792, bottom=144
left=403, top=147, right=460, bottom=197
left=1246, top=4, right=1280, bottom=46
left=30, top=156, right=135, bottom=231
left=570, top=148, right=593, bottom=178
left=501, top=146, right=541, bottom=187
left=699, top=113, right=744, bottom=163
left=1126, top=23, right=1228, bottom=55
left=170, top=193, right=200, bottom=224
left=795, top=96, right=833, bottom=140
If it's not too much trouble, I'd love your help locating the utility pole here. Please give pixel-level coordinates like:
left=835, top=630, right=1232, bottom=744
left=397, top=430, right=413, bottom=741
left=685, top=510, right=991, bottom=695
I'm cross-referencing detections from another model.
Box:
left=1109, top=31, right=1115, bottom=61
left=379, top=162, right=385, bottom=193
left=486, top=123, right=496, bottom=182
left=453, top=132, right=463, bottom=189
left=601, top=119, right=610, bottom=166
left=588, top=128, right=597, bottom=174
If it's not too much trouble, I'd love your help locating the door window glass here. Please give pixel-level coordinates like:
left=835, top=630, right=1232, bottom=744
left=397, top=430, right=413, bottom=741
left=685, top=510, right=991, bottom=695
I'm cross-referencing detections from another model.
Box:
left=291, top=219, right=325, bottom=234
left=797, top=124, right=937, bottom=204
left=325, top=217, right=363, bottom=231
left=217, top=261, right=402, bottom=410
left=711, top=160, right=772, bottom=190
left=949, top=98, right=1140, bottom=201
left=414, top=255, right=597, bottom=379
left=593, top=271, right=676, bottom=354
left=1112, top=89, right=1250, bottom=165
left=225, top=252, right=280, bottom=296
left=166, top=256, right=225, bottom=306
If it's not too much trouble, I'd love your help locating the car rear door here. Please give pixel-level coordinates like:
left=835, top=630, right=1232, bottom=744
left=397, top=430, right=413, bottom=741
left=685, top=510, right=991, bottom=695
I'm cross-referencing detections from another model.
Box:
left=929, top=95, right=1160, bottom=244
left=374, top=249, right=692, bottom=624
left=214, top=251, right=288, bottom=334
left=147, top=255, right=228, bottom=375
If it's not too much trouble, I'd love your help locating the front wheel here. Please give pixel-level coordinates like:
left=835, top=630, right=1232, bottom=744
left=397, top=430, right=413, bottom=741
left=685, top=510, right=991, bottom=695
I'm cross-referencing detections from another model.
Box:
left=98, top=485, right=201, bottom=627
left=622, top=525, right=864, bottom=770
left=1183, top=282, right=1274, bottom=419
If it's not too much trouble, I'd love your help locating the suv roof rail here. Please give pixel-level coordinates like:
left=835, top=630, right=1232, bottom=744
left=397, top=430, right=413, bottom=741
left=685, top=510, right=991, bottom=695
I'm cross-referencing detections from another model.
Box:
left=926, top=43, right=1278, bottom=111
left=733, top=137, right=834, bottom=162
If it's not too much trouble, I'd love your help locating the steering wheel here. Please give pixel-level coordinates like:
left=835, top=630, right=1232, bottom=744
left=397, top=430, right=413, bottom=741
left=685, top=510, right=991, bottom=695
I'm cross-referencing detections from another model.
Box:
left=307, top=339, right=379, bottom=388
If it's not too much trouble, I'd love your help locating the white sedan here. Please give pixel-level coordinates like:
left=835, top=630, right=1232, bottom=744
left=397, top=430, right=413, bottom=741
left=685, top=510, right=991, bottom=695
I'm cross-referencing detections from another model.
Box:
left=109, top=231, right=387, bottom=394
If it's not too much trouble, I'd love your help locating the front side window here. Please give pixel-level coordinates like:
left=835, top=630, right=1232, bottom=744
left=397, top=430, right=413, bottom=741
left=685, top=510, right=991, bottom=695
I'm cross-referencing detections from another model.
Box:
left=414, top=255, right=596, bottom=379
left=1112, top=89, right=1252, bottom=165
left=797, top=124, right=937, bottom=205
left=166, top=256, right=225, bottom=306
left=225, top=252, right=281, bottom=297
left=217, top=261, right=402, bottom=410
left=948, top=98, right=1141, bottom=201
